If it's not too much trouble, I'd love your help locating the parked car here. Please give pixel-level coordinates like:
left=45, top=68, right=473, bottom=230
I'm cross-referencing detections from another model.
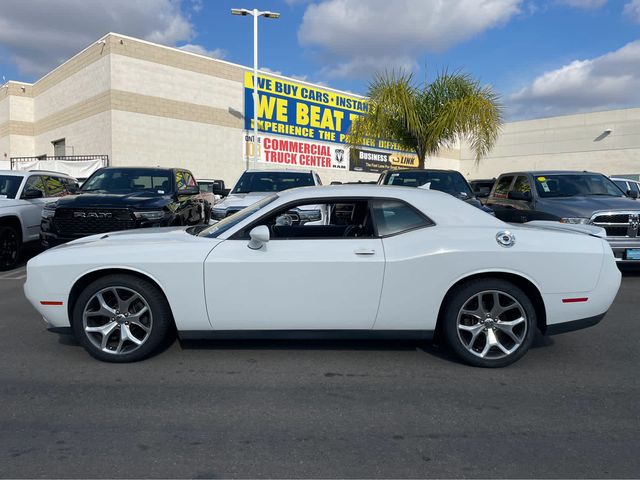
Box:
left=211, top=169, right=324, bottom=223
left=377, top=169, right=494, bottom=214
left=25, top=185, right=620, bottom=367
left=469, top=178, right=496, bottom=203
left=40, top=167, right=210, bottom=247
left=486, top=170, right=640, bottom=262
left=610, top=177, right=640, bottom=199
left=0, top=170, right=79, bottom=270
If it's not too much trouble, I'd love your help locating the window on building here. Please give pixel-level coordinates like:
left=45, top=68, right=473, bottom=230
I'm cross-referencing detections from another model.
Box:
left=52, top=139, right=66, bottom=157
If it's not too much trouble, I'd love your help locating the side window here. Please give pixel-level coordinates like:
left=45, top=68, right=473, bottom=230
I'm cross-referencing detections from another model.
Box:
left=315, top=173, right=322, bottom=186
left=22, top=175, right=46, bottom=198
left=176, top=171, right=196, bottom=190
left=512, top=176, right=531, bottom=195
left=242, top=199, right=374, bottom=240
left=371, top=199, right=433, bottom=237
left=493, top=176, right=514, bottom=199
left=43, top=176, right=67, bottom=197
left=632, top=182, right=640, bottom=194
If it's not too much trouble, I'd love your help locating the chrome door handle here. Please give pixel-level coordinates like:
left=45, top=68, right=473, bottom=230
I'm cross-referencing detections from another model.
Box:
left=354, top=249, right=376, bottom=255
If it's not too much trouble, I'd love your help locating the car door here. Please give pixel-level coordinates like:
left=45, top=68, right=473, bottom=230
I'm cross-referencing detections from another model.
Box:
left=486, top=175, right=515, bottom=221
left=203, top=198, right=385, bottom=330
left=506, top=175, right=535, bottom=222
left=19, top=175, right=49, bottom=241
left=175, top=170, right=202, bottom=224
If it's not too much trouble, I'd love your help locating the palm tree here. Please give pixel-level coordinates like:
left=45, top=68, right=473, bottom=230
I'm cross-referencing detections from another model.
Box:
left=348, top=70, right=503, bottom=163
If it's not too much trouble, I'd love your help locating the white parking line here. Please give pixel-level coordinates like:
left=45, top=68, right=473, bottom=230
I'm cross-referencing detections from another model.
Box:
left=0, top=268, right=26, bottom=281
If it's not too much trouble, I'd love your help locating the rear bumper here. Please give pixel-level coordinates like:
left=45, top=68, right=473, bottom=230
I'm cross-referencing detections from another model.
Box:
left=545, top=312, right=605, bottom=335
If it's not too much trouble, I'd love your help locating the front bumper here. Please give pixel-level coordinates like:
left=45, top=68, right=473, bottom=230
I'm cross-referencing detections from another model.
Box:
left=606, top=238, right=640, bottom=262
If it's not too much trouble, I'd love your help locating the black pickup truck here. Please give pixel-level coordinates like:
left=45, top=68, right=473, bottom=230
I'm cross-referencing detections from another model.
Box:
left=41, top=167, right=210, bottom=247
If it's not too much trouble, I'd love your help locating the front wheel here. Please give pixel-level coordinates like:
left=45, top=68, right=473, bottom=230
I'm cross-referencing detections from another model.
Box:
left=442, top=279, right=537, bottom=368
left=0, top=226, right=20, bottom=271
left=72, top=274, right=174, bottom=362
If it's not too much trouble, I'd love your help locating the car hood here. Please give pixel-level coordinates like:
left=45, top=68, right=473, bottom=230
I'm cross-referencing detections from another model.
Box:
left=537, top=196, right=640, bottom=218
left=0, top=198, right=25, bottom=208
left=53, top=226, right=215, bottom=249
left=53, top=192, right=172, bottom=209
left=214, top=192, right=271, bottom=210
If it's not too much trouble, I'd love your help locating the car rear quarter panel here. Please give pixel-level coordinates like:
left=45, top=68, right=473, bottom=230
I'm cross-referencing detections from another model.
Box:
left=374, top=225, right=606, bottom=331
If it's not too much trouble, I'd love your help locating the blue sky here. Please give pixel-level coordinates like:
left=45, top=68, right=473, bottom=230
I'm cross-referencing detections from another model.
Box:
left=1, top=0, right=639, bottom=119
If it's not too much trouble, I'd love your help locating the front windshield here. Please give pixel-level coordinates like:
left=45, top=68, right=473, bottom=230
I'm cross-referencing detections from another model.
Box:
left=198, top=194, right=278, bottom=238
left=81, top=169, right=172, bottom=194
left=232, top=172, right=314, bottom=194
left=0, top=176, right=23, bottom=199
left=534, top=174, right=625, bottom=198
left=383, top=171, right=473, bottom=198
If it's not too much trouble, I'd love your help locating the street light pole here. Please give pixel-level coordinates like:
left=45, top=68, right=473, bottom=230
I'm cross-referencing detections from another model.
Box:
left=231, top=8, right=281, bottom=170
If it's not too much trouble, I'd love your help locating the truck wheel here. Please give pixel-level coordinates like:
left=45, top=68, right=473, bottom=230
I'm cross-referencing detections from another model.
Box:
left=442, top=278, right=537, bottom=368
left=0, top=226, right=20, bottom=271
left=71, top=274, right=175, bottom=362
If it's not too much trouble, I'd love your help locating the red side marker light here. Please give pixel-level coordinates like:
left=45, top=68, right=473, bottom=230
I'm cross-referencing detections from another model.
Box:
left=40, top=301, right=64, bottom=306
left=562, top=297, right=588, bottom=303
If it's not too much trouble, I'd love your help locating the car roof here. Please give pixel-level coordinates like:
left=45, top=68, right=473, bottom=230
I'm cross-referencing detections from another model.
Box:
left=498, top=170, right=602, bottom=176
left=611, top=177, right=639, bottom=182
left=243, top=169, right=315, bottom=174
left=97, top=166, right=176, bottom=171
left=383, top=168, right=460, bottom=174
left=0, top=169, right=74, bottom=177
left=272, top=185, right=503, bottom=227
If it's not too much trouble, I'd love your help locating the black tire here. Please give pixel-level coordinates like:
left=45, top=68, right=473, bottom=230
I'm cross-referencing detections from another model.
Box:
left=442, top=278, right=537, bottom=368
left=71, top=274, right=174, bottom=362
left=0, top=225, right=21, bottom=271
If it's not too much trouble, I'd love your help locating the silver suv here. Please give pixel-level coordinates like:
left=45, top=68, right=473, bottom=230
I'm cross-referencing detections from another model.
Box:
left=0, top=170, right=79, bottom=270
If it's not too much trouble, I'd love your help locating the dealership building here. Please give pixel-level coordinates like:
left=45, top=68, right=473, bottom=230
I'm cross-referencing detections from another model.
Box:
left=1, top=32, right=639, bottom=185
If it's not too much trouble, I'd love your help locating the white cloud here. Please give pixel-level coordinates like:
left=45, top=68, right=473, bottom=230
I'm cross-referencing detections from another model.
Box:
left=557, top=0, right=607, bottom=8
left=624, top=0, right=640, bottom=22
left=178, top=44, right=226, bottom=59
left=0, top=0, right=198, bottom=77
left=508, top=40, right=640, bottom=118
left=298, top=0, right=522, bottom=78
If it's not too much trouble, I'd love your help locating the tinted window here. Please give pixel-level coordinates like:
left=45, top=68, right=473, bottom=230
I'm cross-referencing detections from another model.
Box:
left=632, top=182, right=640, bottom=194
left=198, top=182, right=215, bottom=193
left=0, top=176, right=23, bottom=199
left=493, top=176, right=513, bottom=198
left=82, top=169, right=172, bottom=194
left=44, top=176, right=68, bottom=197
left=22, top=175, right=46, bottom=198
left=534, top=174, right=624, bottom=198
left=382, top=171, right=473, bottom=198
left=613, top=180, right=628, bottom=192
left=512, top=176, right=531, bottom=194
left=232, top=172, right=315, bottom=194
left=372, top=199, right=432, bottom=236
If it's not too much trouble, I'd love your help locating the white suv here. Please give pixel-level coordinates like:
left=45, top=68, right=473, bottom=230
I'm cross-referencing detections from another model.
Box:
left=0, top=170, right=79, bottom=270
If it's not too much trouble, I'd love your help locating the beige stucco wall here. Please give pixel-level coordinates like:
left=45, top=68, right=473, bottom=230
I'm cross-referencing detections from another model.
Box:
left=460, top=108, right=640, bottom=179
left=33, top=111, right=111, bottom=158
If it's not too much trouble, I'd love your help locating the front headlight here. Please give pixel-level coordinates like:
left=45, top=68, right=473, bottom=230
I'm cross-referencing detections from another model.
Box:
left=211, top=208, right=227, bottom=220
left=560, top=217, right=590, bottom=224
left=41, top=206, right=56, bottom=219
left=133, top=210, right=165, bottom=221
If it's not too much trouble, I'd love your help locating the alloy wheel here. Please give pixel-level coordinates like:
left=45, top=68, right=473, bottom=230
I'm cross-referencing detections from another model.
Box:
left=82, top=286, right=153, bottom=355
left=456, top=290, right=528, bottom=359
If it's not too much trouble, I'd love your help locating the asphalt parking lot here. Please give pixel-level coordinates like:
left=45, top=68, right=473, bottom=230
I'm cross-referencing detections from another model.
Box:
left=1, top=260, right=639, bottom=479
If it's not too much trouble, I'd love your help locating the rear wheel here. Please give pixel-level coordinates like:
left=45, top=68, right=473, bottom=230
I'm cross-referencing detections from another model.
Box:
left=442, top=278, right=536, bottom=367
left=72, top=274, right=174, bottom=362
left=0, top=226, right=20, bottom=271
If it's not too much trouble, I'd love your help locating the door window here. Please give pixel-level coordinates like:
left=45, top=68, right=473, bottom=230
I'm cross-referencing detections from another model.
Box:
left=493, top=176, right=514, bottom=198
left=371, top=199, right=433, bottom=237
left=512, top=176, right=531, bottom=195
left=21, top=175, right=46, bottom=198
left=43, top=176, right=67, bottom=197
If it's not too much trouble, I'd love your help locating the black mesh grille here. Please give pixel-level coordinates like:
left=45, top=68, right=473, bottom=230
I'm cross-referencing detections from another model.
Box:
left=603, top=226, right=629, bottom=237
left=592, top=214, right=631, bottom=224
left=54, top=208, right=135, bottom=236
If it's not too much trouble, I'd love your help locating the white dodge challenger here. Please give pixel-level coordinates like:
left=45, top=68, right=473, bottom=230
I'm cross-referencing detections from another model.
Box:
left=24, top=185, right=621, bottom=367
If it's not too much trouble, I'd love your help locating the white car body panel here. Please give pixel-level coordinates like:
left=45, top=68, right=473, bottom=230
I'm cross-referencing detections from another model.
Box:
left=24, top=185, right=621, bottom=338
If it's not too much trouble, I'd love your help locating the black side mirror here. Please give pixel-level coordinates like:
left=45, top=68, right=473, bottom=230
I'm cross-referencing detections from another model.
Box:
left=507, top=190, right=532, bottom=201
left=67, top=183, right=79, bottom=194
left=23, top=188, right=44, bottom=199
left=178, top=185, right=200, bottom=196
left=211, top=182, right=226, bottom=196
left=476, top=191, right=490, bottom=198
left=627, top=189, right=639, bottom=199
